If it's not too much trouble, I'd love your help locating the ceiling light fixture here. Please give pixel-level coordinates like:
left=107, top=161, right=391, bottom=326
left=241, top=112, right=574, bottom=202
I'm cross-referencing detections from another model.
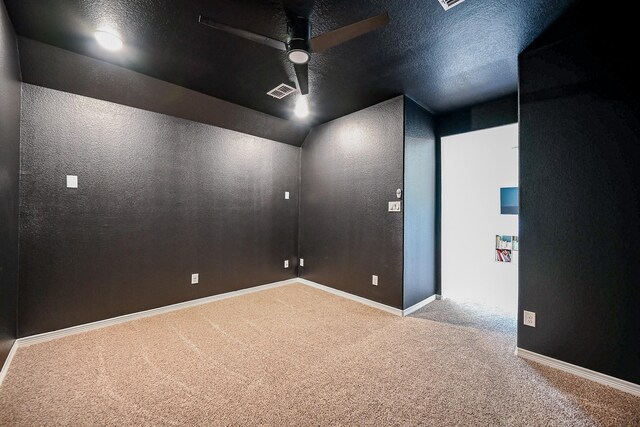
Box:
left=294, top=96, right=309, bottom=119
left=95, top=30, right=123, bottom=51
left=287, top=49, right=310, bottom=65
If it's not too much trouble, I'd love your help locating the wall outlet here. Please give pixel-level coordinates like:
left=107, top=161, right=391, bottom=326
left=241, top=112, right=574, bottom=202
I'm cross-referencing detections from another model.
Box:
left=299, top=258, right=304, bottom=267
left=285, top=191, right=290, bottom=200
left=191, top=273, right=199, bottom=285
left=284, top=260, right=289, bottom=268
left=66, top=175, right=78, bottom=188
left=523, top=310, right=536, bottom=327
left=372, top=275, right=378, bottom=286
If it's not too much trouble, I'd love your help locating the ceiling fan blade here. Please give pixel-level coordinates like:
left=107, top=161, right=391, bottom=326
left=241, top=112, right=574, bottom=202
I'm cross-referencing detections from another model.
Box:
left=294, top=63, right=309, bottom=95
left=198, top=15, right=287, bottom=51
left=310, top=12, right=389, bottom=53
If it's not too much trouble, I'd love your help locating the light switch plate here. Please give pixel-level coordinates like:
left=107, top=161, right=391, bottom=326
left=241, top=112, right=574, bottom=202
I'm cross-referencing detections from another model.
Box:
left=66, top=175, right=78, bottom=188
left=388, top=201, right=401, bottom=212
left=285, top=191, right=290, bottom=200
left=284, top=260, right=289, bottom=268
left=191, top=273, right=199, bottom=285
left=299, top=258, right=304, bottom=267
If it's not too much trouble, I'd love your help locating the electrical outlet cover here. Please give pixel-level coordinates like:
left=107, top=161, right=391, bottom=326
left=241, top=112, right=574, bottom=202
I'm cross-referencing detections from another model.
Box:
left=372, top=275, right=378, bottom=286
left=523, top=310, right=536, bottom=327
left=191, top=273, right=199, bottom=284
left=299, top=258, right=304, bottom=267
left=284, top=260, right=289, bottom=268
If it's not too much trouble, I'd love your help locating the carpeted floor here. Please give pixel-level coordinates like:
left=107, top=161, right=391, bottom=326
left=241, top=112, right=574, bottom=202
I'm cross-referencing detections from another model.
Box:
left=1, top=283, right=638, bottom=426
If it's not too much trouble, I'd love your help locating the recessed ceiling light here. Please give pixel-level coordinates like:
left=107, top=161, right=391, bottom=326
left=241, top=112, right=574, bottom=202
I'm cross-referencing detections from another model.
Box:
left=288, top=49, right=310, bottom=65
left=294, top=96, right=309, bottom=118
left=95, top=30, right=123, bottom=51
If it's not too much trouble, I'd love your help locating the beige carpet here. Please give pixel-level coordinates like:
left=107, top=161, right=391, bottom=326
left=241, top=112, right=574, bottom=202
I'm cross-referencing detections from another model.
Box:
left=1, top=283, right=638, bottom=426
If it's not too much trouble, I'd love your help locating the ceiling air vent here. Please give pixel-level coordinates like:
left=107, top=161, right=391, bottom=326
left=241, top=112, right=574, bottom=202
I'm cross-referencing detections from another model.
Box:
left=438, top=0, right=466, bottom=11
left=267, top=83, right=297, bottom=99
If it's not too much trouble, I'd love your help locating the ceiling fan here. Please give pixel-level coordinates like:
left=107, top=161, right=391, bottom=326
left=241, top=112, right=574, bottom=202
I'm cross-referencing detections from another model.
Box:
left=198, top=10, right=389, bottom=95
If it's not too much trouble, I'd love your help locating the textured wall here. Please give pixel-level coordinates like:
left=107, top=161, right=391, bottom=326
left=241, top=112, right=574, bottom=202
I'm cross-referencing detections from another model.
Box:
left=299, top=97, right=404, bottom=308
left=19, top=84, right=300, bottom=337
left=403, top=98, right=437, bottom=309
left=0, top=0, right=20, bottom=367
left=437, top=94, right=518, bottom=138
left=519, top=3, right=640, bottom=384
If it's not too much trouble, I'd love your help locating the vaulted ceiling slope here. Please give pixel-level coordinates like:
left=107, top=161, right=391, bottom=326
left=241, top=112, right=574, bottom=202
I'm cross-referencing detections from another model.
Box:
left=5, top=0, right=574, bottom=125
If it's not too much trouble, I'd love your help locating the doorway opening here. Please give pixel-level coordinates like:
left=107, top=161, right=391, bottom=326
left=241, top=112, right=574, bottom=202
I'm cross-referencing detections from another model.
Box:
left=441, top=124, right=519, bottom=314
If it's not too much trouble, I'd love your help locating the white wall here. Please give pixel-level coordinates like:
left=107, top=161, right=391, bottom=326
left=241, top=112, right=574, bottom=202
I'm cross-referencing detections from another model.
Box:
left=441, top=124, right=518, bottom=313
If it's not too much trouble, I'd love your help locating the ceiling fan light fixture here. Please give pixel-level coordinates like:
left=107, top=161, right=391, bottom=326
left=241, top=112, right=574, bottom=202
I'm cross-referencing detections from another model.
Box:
left=288, top=49, right=310, bottom=65
left=198, top=10, right=389, bottom=97
left=95, top=30, right=123, bottom=51
left=294, top=95, right=309, bottom=118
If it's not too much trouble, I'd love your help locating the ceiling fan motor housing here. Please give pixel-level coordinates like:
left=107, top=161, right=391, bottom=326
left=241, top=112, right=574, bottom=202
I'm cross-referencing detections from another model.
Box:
left=288, top=16, right=311, bottom=62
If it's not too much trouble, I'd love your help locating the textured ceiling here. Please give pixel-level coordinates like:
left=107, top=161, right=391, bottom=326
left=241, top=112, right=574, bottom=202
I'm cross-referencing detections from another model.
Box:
left=5, top=0, right=574, bottom=124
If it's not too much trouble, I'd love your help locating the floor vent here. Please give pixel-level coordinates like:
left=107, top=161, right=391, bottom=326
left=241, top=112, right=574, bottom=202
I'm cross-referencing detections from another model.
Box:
left=267, top=83, right=297, bottom=99
left=438, top=0, right=466, bottom=10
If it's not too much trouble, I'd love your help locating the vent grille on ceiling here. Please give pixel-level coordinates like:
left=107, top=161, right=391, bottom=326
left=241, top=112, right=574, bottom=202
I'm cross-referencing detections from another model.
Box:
left=267, top=83, right=297, bottom=99
left=438, top=0, right=466, bottom=10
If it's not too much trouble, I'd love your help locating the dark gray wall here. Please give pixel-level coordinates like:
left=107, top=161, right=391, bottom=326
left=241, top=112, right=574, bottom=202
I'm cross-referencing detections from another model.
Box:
left=19, top=84, right=300, bottom=337
left=403, top=97, right=437, bottom=309
left=0, top=0, right=20, bottom=367
left=437, top=94, right=518, bottom=138
left=299, top=97, right=404, bottom=309
left=18, top=38, right=309, bottom=147
left=519, top=2, right=640, bottom=384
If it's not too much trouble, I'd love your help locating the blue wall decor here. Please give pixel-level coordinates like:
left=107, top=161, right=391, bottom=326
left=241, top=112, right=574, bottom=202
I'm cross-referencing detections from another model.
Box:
left=500, top=187, right=519, bottom=215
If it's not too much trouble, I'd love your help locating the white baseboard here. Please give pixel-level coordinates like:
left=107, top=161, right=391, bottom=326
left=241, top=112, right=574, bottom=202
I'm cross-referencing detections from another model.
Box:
left=3, top=277, right=404, bottom=385
left=10, top=278, right=636, bottom=400
left=17, top=278, right=299, bottom=348
left=0, top=340, right=18, bottom=387
left=1, top=277, right=433, bottom=387
left=403, top=294, right=438, bottom=316
left=516, top=347, right=640, bottom=397
left=1, top=278, right=299, bottom=387
left=296, top=278, right=403, bottom=316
